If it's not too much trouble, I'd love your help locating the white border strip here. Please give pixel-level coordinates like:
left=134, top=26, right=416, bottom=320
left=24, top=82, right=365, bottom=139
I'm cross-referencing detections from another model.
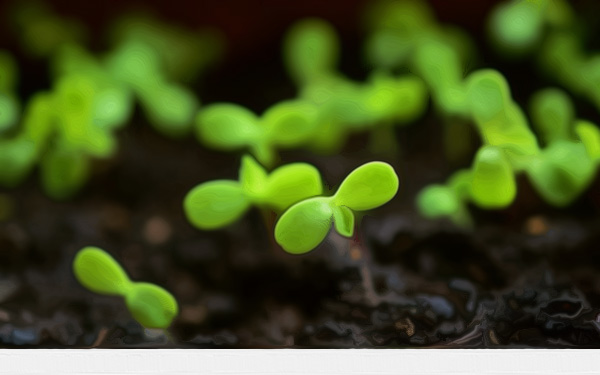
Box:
left=0, top=349, right=598, bottom=374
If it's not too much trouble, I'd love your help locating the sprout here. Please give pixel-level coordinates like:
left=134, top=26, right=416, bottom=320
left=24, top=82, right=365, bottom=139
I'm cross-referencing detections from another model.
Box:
left=184, top=155, right=323, bottom=230
left=73, top=246, right=178, bottom=329
left=195, top=100, right=319, bottom=167
left=275, top=161, right=399, bottom=254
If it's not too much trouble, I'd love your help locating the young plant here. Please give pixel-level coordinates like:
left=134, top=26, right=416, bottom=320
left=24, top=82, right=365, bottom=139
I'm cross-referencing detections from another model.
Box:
left=195, top=100, right=320, bottom=167
left=275, top=161, right=399, bottom=254
left=73, top=246, right=178, bottom=329
left=283, top=18, right=429, bottom=155
left=184, top=155, right=323, bottom=230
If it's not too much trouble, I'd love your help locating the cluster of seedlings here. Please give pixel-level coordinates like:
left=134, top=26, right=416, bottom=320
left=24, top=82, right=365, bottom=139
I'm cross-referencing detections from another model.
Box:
left=1, top=0, right=600, bottom=332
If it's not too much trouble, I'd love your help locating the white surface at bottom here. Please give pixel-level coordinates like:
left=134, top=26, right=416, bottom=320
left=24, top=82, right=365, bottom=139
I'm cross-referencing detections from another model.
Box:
left=0, top=349, right=597, bottom=374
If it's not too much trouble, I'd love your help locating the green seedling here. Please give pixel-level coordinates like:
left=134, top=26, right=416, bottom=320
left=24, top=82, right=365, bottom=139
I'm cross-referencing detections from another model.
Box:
left=52, top=43, right=133, bottom=130
left=465, top=69, right=540, bottom=164
left=73, top=246, right=178, bottom=329
left=184, top=155, right=323, bottom=230
left=195, top=100, right=319, bottom=167
left=283, top=19, right=429, bottom=155
left=106, top=35, right=200, bottom=138
left=275, top=161, right=399, bottom=254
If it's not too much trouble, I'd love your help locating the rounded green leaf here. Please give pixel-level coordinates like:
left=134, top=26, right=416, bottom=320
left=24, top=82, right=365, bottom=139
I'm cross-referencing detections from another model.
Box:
left=284, top=18, right=339, bottom=85
left=264, top=163, right=323, bottom=211
left=489, top=1, right=543, bottom=54
left=275, top=197, right=334, bottom=254
left=125, top=282, right=178, bottom=329
left=466, top=69, right=511, bottom=123
left=529, top=88, right=573, bottom=144
left=183, top=180, right=250, bottom=230
left=73, top=246, right=132, bottom=296
left=416, top=184, right=460, bottom=218
left=333, top=162, right=399, bottom=211
left=470, top=146, right=516, bottom=208
left=332, top=205, right=355, bottom=238
left=140, top=82, right=198, bottom=138
left=239, top=154, right=268, bottom=198
left=262, top=100, right=319, bottom=147
left=195, top=103, right=259, bottom=150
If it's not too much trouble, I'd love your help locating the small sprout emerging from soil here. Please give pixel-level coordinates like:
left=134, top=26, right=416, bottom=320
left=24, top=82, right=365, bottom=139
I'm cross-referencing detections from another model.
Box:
left=184, top=155, right=323, bottom=230
left=195, top=100, right=319, bottom=166
left=73, top=246, right=179, bottom=329
left=275, top=161, right=399, bottom=254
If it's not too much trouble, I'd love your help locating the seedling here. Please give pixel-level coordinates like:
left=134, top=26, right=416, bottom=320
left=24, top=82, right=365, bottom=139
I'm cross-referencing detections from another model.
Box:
left=195, top=100, right=320, bottom=167
left=283, top=19, right=429, bottom=155
left=184, top=155, right=323, bottom=230
left=73, top=246, right=178, bottom=329
left=275, top=161, right=399, bottom=254
left=105, top=17, right=214, bottom=138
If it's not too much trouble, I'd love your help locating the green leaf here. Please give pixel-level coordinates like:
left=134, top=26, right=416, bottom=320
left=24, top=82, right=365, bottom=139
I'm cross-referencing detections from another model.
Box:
left=526, top=141, right=595, bottom=207
left=489, top=0, right=544, bottom=53
left=125, top=282, right=179, bottom=329
left=183, top=180, right=250, bottom=230
left=195, top=103, right=259, bottom=150
left=264, top=163, right=323, bottom=211
left=332, top=205, right=355, bottom=237
left=466, top=69, right=511, bottom=123
left=284, top=18, right=339, bottom=85
left=139, top=81, right=198, bottom=137
left=575, top=120, right=600, bottom=161
left=416, top=184, right=460, bottom=218
left=22, top=93, right=55, bottom=147
left=333, top=162, right=399, bottom=211
left=40, top=148, right=91, bottom=200
left=239, top=155, right=268, bottom=199
left=529, top=88, right=573, bottom=144
left=470, top=146, right=516, bottom=208
left=73, top=246, right=132, bottom=296
left=275, top=197, right=334, bottom=254
left=262, top=100, right=319, bottom=146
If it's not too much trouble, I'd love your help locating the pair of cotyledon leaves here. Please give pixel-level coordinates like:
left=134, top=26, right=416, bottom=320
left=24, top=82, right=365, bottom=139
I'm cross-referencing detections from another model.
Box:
left=73, top=247, right=178, bottom=329
left=195, top=101, right=319, bottom=167
left=184, top=157, right=399, bottom=254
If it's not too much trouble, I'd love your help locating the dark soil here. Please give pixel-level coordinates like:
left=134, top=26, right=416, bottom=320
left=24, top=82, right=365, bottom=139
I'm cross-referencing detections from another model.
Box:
left=2, top=0, right=600, bottom=348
